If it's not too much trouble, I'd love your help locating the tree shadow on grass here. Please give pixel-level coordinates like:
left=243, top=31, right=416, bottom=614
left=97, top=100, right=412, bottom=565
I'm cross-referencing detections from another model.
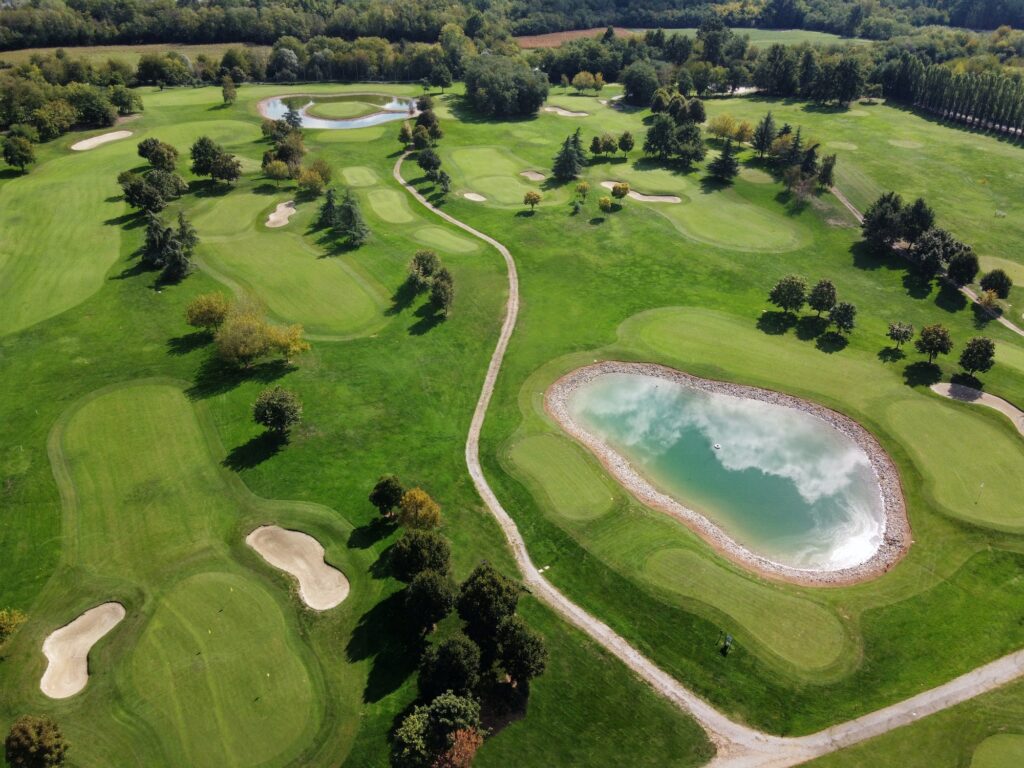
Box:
left=903, top=361, right=942, bottom=388
left=409, top=309, right=445, bottom=336
left=796, top=315, right=828, bottom=340
left=935, top=284, right=968, bottom=313
left=514, top=209, right=536, bottom=218
left=167, top=330, right=211, bottom=355
left=104, top=210, right=146, bottom=228
left=902, top=271, right=934, bottom=300
left=348, top=516, right=396, bottom=550
left=191, top=179, right=233, bottom=198
left=186, top=355, right=292, bottom=400
left=388, top=277, right=420, bottom=316
left=222, top=431, right=285, bottom=471
left=346, top=590, right=423, bottom=703
left=971, top=303, right=998, bottom=329
left=951, top=372, right=984, bottom=390
left=850, top=240, right=900, bottom=272
left=878, top=347, right=906, bottom=363
left=815, top=331, right=848, bottom=353
left=588, top=216, right=605, bottom=225
left=479, top=678, right=529, bottom=736
left=756, top=311, right=796, bottom=335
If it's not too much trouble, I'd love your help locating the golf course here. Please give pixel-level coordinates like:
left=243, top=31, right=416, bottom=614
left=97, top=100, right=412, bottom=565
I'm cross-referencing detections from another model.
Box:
left=2, top=39, right=1024, bottom=768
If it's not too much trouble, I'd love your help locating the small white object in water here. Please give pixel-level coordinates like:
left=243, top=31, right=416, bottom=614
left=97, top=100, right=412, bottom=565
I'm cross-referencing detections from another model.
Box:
left=714, top=443, right=722, bottom=450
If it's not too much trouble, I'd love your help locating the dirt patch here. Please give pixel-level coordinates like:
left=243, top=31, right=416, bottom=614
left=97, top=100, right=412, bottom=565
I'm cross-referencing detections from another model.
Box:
left=70, top=130, right=132, bottom=151
left=515, top=27, right=634, bottom=48
left=265, top=200, right=296, bottom=228
left=599, top=180, right=681, bottom=203
left=246, top=525, right=349, bottom=610
left=41, top=602, right=125, bottom=699
left=931, top=383, right=1024, bottom=436
left=463, top=192, right=487, bottom=202
left=543, top=106, right=588, bottom=117
left=520, top=170, right=546, bottom=181
left=546, top=361, right=911, bottom=587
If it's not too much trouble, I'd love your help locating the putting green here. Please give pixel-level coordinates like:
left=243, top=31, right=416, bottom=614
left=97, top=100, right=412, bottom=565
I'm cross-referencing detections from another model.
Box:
left=130, top=572, right=317, bottom=768
left=507, top=434, right=616, bottom=521
left=643, top=548, right=847, bottom=670
left=341, top=166, right=379, bottom=187
left=366, top=188, right=415, bottom=224
left=970, top=734, right=1024, bottom=767
left=887, top=399, right=1024, bottom=530
left=413, top=225, right=479, bottom=254
left=307, top=100, right=381, bottom=120
left=447, top=147, right=535, bottom=206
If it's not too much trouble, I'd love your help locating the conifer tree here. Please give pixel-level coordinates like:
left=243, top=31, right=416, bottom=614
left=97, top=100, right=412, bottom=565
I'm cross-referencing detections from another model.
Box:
left=708, top=139, right=740, bottom=180
left=752, top=111, right=776, bottom=158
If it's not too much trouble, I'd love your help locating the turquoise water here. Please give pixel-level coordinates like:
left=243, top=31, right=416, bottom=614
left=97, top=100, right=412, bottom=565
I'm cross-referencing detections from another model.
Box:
left=261, top=94, right=414, bottom=129
left=567, top=372, right=885, bottom=570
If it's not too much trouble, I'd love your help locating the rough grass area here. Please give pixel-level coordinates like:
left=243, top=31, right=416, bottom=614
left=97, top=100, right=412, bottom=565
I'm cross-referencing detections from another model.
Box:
left=0, top=42, right=269, bottom=66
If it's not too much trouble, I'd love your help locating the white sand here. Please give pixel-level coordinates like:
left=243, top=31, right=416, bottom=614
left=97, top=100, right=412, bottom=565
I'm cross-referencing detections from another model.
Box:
left=40, top=602, right=125, bottom=699
left=463, top=192, right=486, bottom=202
left=599, top=180, right=681, bottom=203
left=543, top=106, right=588, bottom=117
left=246, top=525, right=349, bottom=610
left=266, top=200, right=296, bottom=228
left=520, top=170, right=546, bottom=181
left=931, top=383, right=1024, bottom=436
left=70, top=130, right=133, bottom=151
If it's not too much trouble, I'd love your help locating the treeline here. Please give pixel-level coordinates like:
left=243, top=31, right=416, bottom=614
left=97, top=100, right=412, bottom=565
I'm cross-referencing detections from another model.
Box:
left=0, top=70, right=140, bottom=139
left=877, top=53, right=1024, bottom=137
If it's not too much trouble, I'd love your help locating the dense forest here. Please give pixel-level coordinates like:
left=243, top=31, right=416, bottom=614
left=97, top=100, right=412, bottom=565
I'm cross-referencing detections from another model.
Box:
left=3, top=0, right=1024, bottom=52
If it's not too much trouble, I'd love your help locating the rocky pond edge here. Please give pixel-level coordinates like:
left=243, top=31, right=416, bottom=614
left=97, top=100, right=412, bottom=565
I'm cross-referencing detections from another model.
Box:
left=544, top=361, right=911, bottom=587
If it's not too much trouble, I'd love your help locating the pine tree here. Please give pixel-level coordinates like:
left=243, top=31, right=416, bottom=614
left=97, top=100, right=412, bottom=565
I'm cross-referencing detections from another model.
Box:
left=752, top=111, right=776, bottom=158
left=570, top=128, right=587, bottom=166
left=318, top=188, right=339, bottom=229
left=708, top=139, right=740, bottom=180
left=552, top=135, right=583, bottom=181
left=336, top=189, right=369, bottom=246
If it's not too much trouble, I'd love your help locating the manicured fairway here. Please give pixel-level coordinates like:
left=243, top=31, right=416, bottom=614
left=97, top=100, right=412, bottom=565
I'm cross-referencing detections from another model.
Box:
left=366, top=188, right=415, bottom=223
left=447, top=146, right=537, bottom=205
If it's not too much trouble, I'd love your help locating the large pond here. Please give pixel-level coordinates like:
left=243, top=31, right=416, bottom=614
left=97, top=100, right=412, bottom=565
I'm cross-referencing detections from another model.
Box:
left=260, top=93, right=415, bottom=129
left=562, top=371, right=889, bottom=572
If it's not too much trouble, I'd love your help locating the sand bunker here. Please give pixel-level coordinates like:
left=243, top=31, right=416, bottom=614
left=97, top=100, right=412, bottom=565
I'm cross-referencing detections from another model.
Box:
left=520, top=170, right=546, bottom=181
left=463, top=192, right=486, bottom=202
left=246, top=525, right=349, bottom=610
left=41, top=602, right=125, bottom=699
left=599, top=180, right=681, bottom=203
left=543, top=106, right=588, bottom=117
left=70, top=130, right=133, bottom=151
left=932, top=383, right=1024, bottom=436
left=266, top=200, right=296, bottom=228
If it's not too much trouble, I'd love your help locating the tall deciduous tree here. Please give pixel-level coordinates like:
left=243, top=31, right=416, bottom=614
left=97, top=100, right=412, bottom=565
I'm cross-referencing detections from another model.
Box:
left=405, top=569, right=456, bottom=630
left=369, top=475, right=405, bottom=517
left=5, top=715, right=68, bottom=767
left=496, top=615, right=548, bottom=687
left=456, top=562, right=521, bottom=649
left=829, top=301, right=857, bottom=334
left=390, top=530, right=450, bottom=581
left=768, top=274, right=806, bottom=315
left=399, top=488, right=442, bottom=529
left=980, top=269, right=1012, bottom=298
left=959, top=337, right=995, bottom=375
left=252, top=387, right=302, bottom=434
left=807, top=279, right=837, bottom=316
left=419, top=634, right=481, bottom=699
left=887, top=321, right=914, bottom=349
left=915, top=323, right=954, bottom=363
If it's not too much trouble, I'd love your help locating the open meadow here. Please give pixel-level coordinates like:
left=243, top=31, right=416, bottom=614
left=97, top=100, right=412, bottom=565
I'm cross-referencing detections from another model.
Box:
left=2, top=71, right=1024, bottom=768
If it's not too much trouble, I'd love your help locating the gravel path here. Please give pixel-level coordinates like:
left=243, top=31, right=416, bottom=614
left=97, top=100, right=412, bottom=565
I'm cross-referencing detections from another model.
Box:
left=394, top=152, right=1024, bottom=764
left=931, top=382, right=1024, bottom=436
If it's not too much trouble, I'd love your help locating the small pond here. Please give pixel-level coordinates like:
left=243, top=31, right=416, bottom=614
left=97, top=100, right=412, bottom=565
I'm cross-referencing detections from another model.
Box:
left=565, top=371, right=888, bottom=571
left=260, top=93, right=415, bottom=129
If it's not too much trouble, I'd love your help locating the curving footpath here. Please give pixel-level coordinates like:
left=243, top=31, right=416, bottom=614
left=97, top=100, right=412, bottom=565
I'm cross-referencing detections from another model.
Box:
left=394, top=153, right=1024, bottom=765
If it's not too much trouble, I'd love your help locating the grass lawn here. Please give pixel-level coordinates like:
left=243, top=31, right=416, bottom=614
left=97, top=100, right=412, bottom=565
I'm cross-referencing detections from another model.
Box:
left=307, top=100, right=390, bottom=120
left=0, top=82, right=715, bottom=767
left=0, top=42, right=269, bottom=67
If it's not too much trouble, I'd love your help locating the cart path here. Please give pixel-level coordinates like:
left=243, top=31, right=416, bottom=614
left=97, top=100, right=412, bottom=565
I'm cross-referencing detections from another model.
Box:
left=931, top=382, right=1024, bottom=436
left=394, top=153, right=1024, bottom=765
left=830, top=186, right=1024, bottom=339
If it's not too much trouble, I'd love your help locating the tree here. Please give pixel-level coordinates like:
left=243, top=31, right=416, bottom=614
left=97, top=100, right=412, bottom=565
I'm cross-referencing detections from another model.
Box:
left=733, top=120, right=754, bottom=144
left=618, top=131, right=634, bottom=155
left=318, top=188, right=339, bottom=229
left=412, top=125, right=431, bottom=150
left=552, top=134, right=583, bottom=181
left=190, top=136, right=222, bottom=176
left=887, top=321, right=914, bottom=349
left=253, top=387, right=302, bottom=434
left=392, top=692, right=481, bottom=767
left=221, top=75, right=237, bottom=105
left=463, top=55, right=548, bottom=117
left=264, top=159, right=290, bottom=187
left=297, top=168, right=325, bottom=196
left=438, top=171, right=451, bottom=198
left=496, top=615, right=548, bottom=686
left=818, top=154, right=837, bottom=188
left=643, top=114, right=679, bottom=160
left=901, top=198, right=934, bottom=243
left=430, top=63, right=453, bottom=93
left=3, top=136, right=35, bottom=171
left=980, top=269, right=1013, bottom=299
left=947, top=250, right=979, bottom=287
left=283, top=105, right=303, bottom=129
left=369, top=475, right=405, bottom=517
left=409, top=250, right=441, bottom=292
left=419, top=634, right=481, bottom=699
left=861, top=191, right=906, bottom=250
left=589, top=135, right=603, bottom=158
left=5, top=715, right=68, bottom=768
left=0, top=608, right=27, bottom=646
left=959, top=337, right=996, bottom=375
left=416, top=148, right=442, bottom=180
left=185, top=292, right=230, bottom=332
left=576, top=181, right=590, bottom=200
left=768, top=274, right=806, bottom=315
left=336, top=189, right=369, bottom=246
left=708, top=139, right=739, bottom=181
left=598, top=196, right=613, bottom=212
left=406, top=569, right=456, bottom=630
left=523, top=190, right=541, bottom=210
left=807, top=279, right=837, bottom=316
left=610, top=182, right=629, bottom=202
left=214, top=309, right=275, bottom=367
left=399, top=488, right=442, bottom=529
left=391, top=530, right=450, bottom=581
left=431, top=268, right=454, bottom=316
left=572, top=71, right=596, bottom=93
left=829, top=301, right=857, bottom=334
left=621, top=61, right=659, bottom=106
left=915, top=323, right=954, bottom=363
left=707, top=113, right=737, bottom=141
left=457, top=562, right=521, bottom=648
left=432, top=729, right=483, bottom=768
left=399, top=122, right=413, bottom=147
left=210, top=151, right=242, bottom=183
left=752, top=111, right=777, bottom=158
